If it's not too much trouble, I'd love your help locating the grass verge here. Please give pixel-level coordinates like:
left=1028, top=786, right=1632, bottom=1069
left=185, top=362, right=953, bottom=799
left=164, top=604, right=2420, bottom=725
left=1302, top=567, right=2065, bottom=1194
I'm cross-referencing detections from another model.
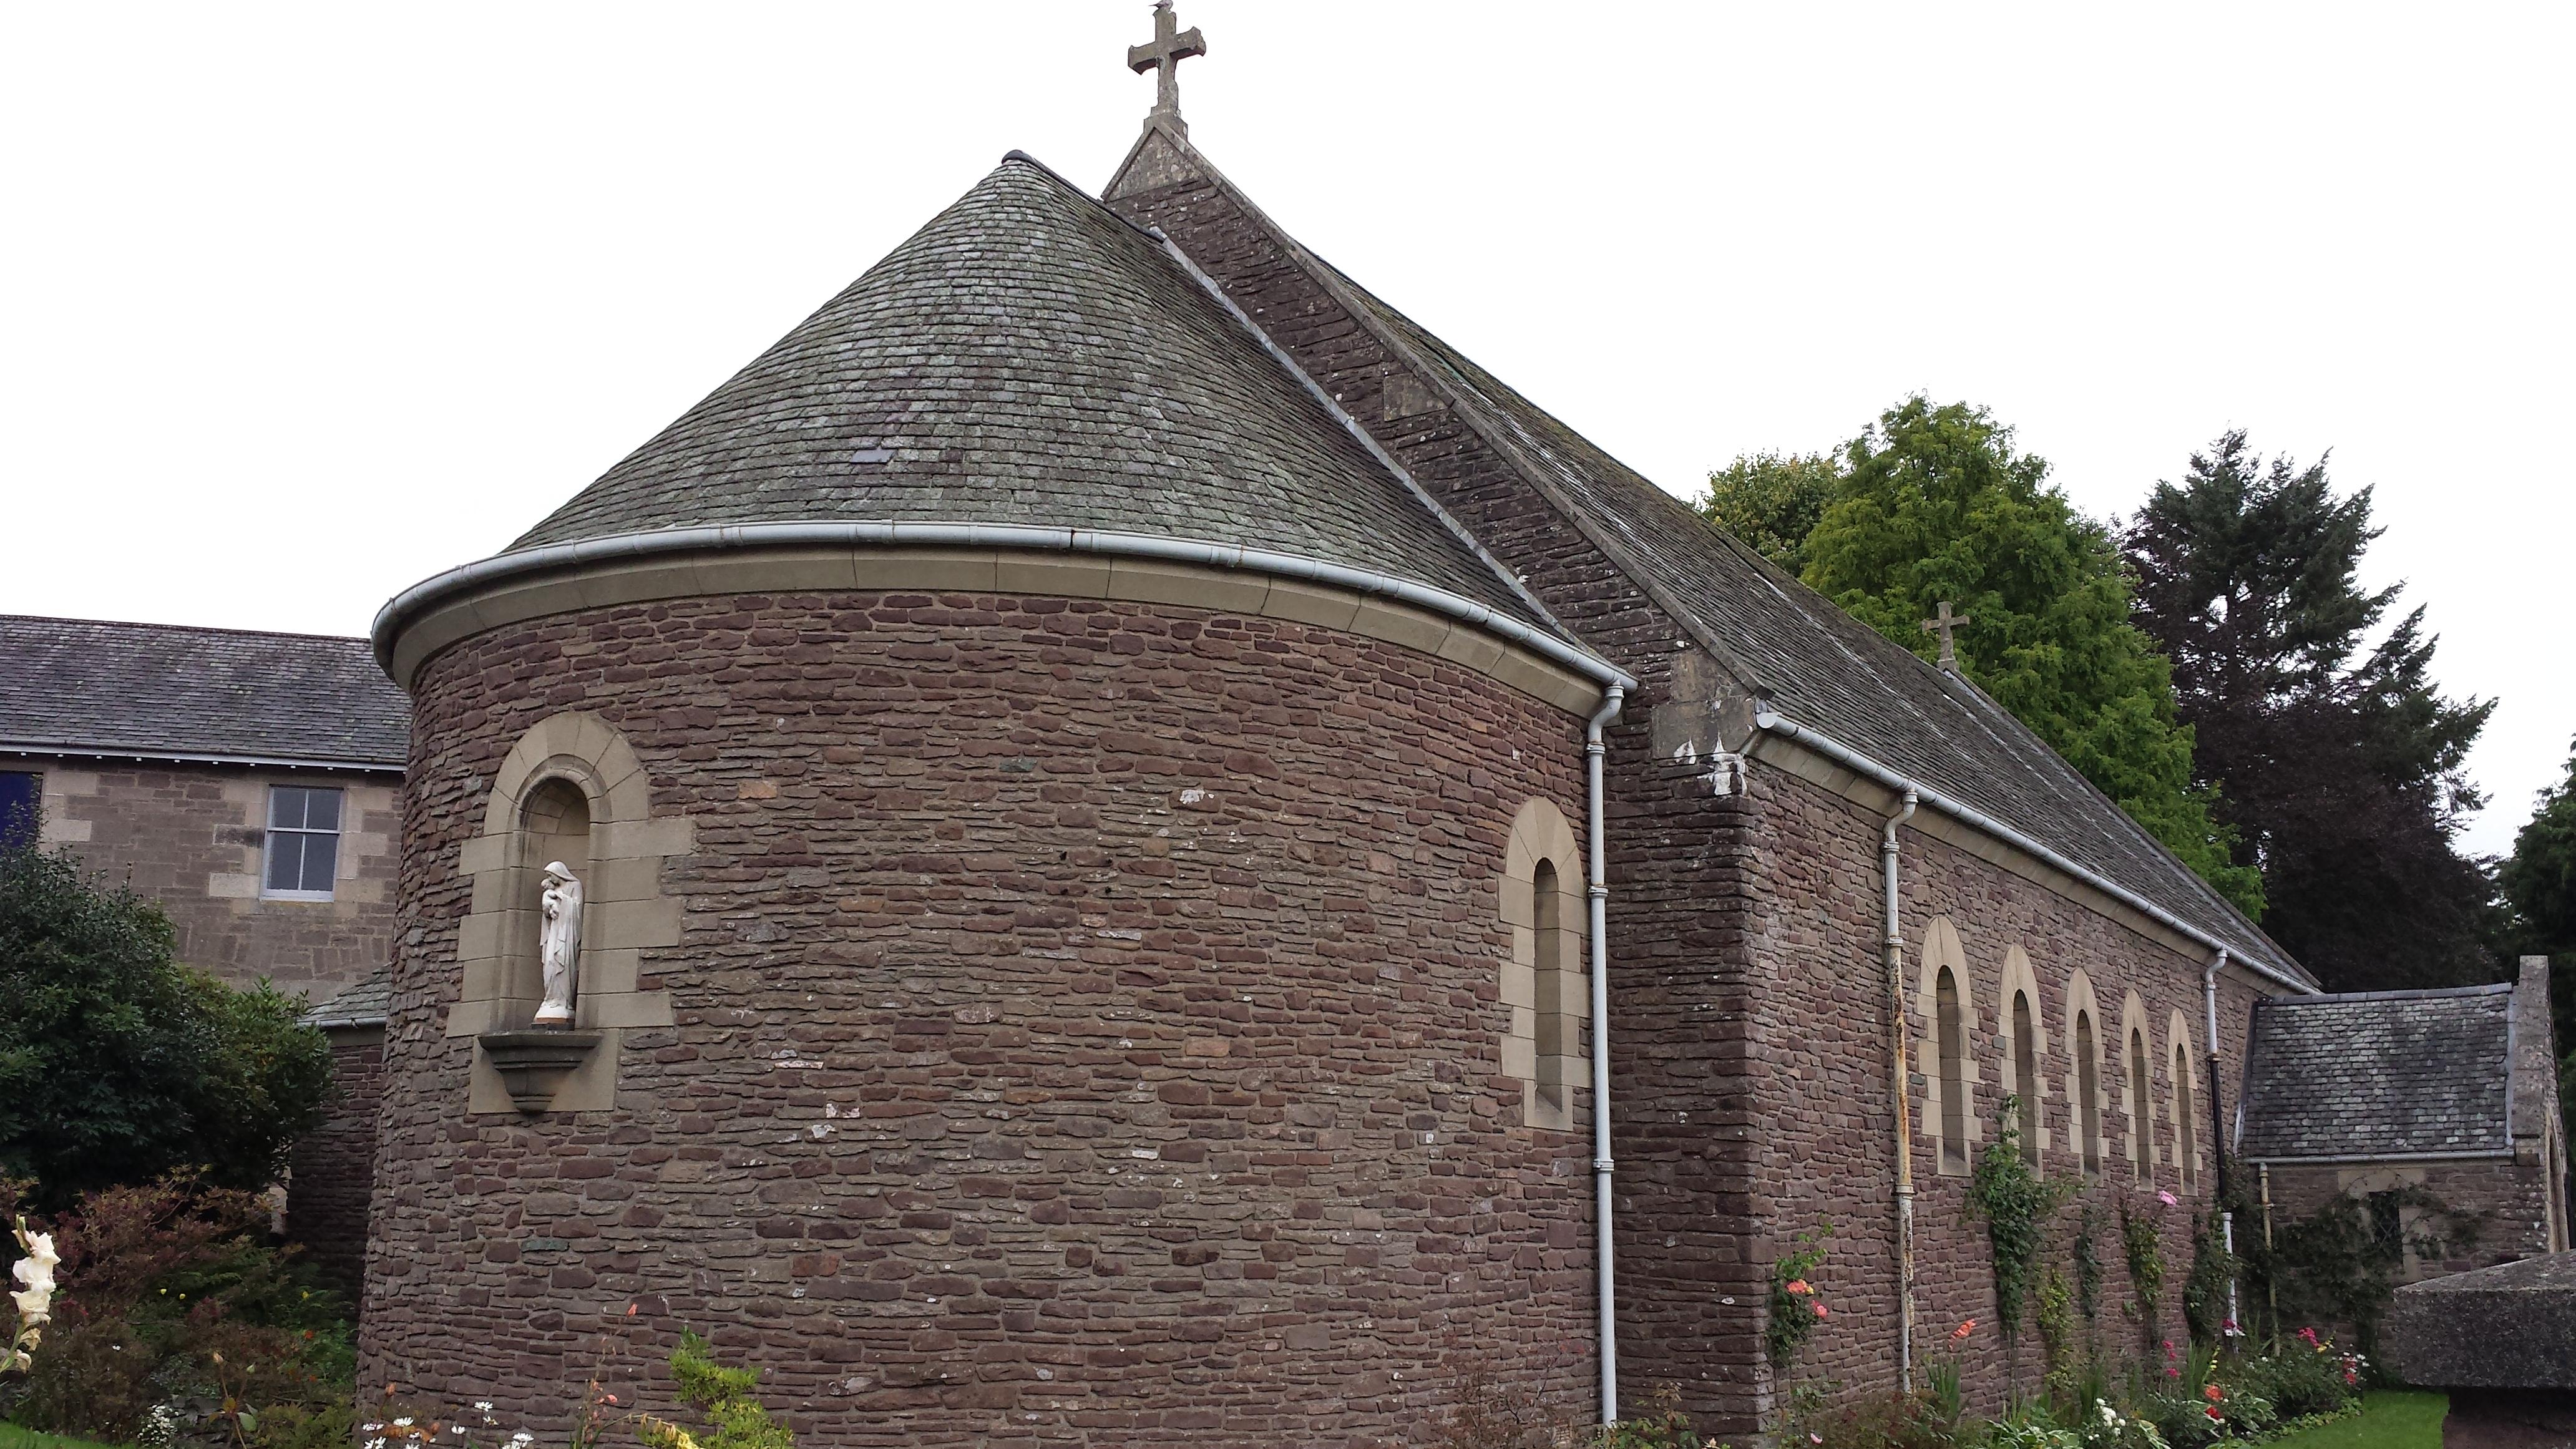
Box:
left=2262, top=1390, right=2447, bottom=1449
left=0, top=1425, right=127, bottom=1449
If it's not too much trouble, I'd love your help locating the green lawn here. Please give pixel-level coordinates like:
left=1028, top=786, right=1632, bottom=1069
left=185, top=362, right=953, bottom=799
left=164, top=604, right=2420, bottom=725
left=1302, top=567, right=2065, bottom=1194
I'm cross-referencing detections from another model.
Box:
left=0, top=1426, right=125, bottom=1449
left=2265, top=1391, right=2448, bottom=1449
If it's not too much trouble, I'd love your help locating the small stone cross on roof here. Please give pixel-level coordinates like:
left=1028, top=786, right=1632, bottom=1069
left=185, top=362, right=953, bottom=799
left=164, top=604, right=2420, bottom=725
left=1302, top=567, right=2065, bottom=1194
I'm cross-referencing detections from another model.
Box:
left=1128, top=1, right=1206, bottom=135
left=1921, top=600, right=1972, bottom=673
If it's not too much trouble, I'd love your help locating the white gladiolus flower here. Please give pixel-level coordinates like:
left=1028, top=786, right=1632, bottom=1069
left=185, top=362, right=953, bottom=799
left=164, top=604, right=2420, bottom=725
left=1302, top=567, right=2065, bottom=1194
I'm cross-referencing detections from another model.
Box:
left=9, top=1222, right=57, bottom=1328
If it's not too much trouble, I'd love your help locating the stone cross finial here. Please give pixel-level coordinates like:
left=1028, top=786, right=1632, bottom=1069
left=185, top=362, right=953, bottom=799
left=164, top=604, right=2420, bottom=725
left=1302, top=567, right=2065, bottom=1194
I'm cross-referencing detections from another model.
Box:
left=1128, top=1, right=1206, bottom=135
left=1920, top=600, right=1972, bottom=672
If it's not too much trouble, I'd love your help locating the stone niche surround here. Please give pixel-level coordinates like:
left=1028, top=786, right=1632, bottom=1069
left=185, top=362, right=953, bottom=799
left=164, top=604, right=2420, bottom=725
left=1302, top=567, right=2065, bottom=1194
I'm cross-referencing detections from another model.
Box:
left=361, top=552, right=1612, bottom=1443
left=444, top=710, right=679, bottom=1113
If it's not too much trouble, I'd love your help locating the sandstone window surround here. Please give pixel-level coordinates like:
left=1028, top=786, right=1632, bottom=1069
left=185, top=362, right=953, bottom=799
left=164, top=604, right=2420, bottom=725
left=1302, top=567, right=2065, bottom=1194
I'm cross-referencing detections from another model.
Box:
left=1500, top=796, right=1588, bottom=1134
left=1915, top=915, right=1981, bottom=1176
left=1999, top=944, right=2049, bottom=1165
left=2121, top=991, right=2157, bottom=1181
left=445, top=711, right=679, bottom=1115
left=2167, top=1010, right=2202, bottom=1193
left=2063, top=967, right=2109, bottom=1178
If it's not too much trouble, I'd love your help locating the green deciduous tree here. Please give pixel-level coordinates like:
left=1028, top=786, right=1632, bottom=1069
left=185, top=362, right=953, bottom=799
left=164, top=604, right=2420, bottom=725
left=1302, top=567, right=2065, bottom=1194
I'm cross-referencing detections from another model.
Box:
left=0, top=842, right=333, bottom=1207
left=1697, top=450, right=1847, bottom=577
left=1797, top=398, right=2265, bottom=916
left=2126, top=432, right=2497, bottom=992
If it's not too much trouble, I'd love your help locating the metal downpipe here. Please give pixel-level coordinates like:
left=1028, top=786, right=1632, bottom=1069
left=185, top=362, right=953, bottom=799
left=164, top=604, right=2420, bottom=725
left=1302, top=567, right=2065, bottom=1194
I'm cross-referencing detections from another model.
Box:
left=1586, top=685, right=1624, bottom=1425
left=2205, top=950, right=2238, bottom=1340
left=1883, top=787, right=1920, bottom=1391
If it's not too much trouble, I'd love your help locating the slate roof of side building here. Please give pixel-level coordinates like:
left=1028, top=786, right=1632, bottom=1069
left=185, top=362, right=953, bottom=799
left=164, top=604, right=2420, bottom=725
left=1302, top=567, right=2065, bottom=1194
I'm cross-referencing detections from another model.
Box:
left=2239, top=985, right=2520, bottom=1160
left=0, top=615, right=408, bottom=770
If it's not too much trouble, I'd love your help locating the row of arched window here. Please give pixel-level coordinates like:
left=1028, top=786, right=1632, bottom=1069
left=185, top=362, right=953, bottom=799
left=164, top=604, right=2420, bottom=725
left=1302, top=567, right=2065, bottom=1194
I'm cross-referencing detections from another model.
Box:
left=1917, top=916, right=2207, bottom=1190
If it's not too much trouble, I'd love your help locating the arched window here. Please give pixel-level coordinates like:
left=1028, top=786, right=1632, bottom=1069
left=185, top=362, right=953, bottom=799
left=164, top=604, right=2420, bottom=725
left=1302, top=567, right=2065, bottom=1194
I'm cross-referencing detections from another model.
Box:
left=2174, top=1043, right=2198, bottom=1192
left=2011, top=990, right=2040, bottom=1165
left=2129, top=1027, right=2152, bottom=1178
left=1533, top=859, right=1568, bottom=1114
left=1938, top=967, right=1967, bottom=1174
left=2075, top=1011, right=2102, bottom=1176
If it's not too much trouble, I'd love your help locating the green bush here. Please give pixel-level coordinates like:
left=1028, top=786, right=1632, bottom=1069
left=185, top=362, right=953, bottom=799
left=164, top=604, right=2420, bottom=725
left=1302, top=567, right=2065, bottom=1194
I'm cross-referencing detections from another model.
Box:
left=0, top=844, right=334, bottom=1206
left=2228, top=1335, right=2361, bottom=1421
left=0, top=1175, right=351, bottom=1444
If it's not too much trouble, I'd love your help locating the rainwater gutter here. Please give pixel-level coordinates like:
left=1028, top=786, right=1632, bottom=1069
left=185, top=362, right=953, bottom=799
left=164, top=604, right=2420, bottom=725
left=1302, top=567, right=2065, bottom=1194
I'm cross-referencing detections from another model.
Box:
left=370, top=522, right=1634, bottom=696
left=1586, top=685, right=1626, bottom=1425
left=1748, top=710, right=2316, bottom=998
left=1882, top=786, right=1920, bottom=1391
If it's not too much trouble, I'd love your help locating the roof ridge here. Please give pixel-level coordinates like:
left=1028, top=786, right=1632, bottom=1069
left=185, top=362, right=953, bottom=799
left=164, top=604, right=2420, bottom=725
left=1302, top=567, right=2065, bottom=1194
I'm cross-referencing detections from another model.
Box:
left=2260, top=982, right=2515, bottom=1005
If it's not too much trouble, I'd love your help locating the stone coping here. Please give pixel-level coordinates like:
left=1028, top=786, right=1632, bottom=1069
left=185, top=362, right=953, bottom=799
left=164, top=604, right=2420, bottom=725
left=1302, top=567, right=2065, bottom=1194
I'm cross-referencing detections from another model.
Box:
left=2382, top=1250, right=2576, bottom=1389
left=374, top=526, right=1626, bottom=716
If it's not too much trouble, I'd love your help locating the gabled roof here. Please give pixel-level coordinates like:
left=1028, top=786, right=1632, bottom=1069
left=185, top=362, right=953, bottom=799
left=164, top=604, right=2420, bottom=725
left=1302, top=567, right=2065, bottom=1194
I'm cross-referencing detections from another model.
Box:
left=508, top=154, right=1557, bottom=637
left=2240, top=985, right=2517, bottom=1161
left=1106, top=124, right=2309, bottom=988
left=0, top=615, right=408, bottom=771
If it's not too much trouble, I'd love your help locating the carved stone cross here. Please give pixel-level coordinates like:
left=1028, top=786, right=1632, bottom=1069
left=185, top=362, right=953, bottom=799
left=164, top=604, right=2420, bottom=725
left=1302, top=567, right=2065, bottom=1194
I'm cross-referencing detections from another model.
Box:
left=1128, top=1, right=1206, bottom=134
left=1920, top=600, right=1972, bottom=672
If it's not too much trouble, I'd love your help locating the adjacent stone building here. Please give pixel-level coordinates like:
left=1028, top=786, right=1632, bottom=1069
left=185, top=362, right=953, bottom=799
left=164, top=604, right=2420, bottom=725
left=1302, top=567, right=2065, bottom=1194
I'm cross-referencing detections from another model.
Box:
left=2240, top=957, right=2570, bottom=1290
left=0, top=613, right=407, bottom=1290
left=353, top=43, right=2344, bottom=1438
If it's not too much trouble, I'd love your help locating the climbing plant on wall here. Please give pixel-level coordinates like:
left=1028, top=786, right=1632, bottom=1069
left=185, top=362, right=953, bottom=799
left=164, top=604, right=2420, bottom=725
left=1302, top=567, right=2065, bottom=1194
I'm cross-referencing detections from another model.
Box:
left=1966, top=1098, right=2072, bottom=1383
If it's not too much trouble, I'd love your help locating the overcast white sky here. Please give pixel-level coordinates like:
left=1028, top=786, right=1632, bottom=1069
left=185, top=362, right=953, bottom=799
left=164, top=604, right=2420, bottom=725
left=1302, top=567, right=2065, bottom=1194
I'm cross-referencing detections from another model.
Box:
left=2, top=4, right=2567, bottom=855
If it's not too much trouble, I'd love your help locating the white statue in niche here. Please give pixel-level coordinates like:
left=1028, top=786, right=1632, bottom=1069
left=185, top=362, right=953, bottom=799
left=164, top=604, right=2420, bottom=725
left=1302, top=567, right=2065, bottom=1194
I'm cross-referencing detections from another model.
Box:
left=535, top=861, right=583, bottom=1027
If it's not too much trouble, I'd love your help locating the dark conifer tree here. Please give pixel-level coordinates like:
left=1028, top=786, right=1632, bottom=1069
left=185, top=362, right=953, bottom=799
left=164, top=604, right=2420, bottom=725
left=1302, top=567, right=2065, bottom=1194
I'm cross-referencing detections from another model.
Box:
left=2125, top=432, right=2497, bottom=992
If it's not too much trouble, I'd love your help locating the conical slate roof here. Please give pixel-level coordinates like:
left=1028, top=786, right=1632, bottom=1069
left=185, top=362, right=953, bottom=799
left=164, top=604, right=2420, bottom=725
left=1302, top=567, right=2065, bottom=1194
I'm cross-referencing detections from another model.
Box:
left=509, top=155, right=1550, bottom=630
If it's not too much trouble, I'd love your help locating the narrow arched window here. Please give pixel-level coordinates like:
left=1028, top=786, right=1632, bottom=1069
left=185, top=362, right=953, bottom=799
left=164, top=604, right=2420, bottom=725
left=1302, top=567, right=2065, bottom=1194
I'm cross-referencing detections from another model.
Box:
left=2075, top=1012, right=2101, bottom=1176
left=1533, top=859, right=1567, bottom=1113
left=2129, top=1027, right=2152, bottom=1178
left=1937, top=967, right=1966, bottom=1173
left=2011, top=990, right=2040, bottom=1165
left=2174, top=1044, right=2197, bottom=1192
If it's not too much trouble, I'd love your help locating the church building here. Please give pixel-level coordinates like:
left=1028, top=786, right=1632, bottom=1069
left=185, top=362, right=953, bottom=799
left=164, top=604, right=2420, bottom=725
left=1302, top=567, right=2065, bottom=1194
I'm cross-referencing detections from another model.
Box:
left=358, top=13, right=2343, bottom=1442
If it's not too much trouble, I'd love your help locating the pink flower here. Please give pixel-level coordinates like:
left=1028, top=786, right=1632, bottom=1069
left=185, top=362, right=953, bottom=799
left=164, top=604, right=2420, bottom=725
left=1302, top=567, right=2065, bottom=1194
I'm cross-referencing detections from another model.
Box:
left=2158, top=1190, right=2178, bottom=1206
left=1812, top=1301, right=1829, bottom=1319
left=1785, top=1279, right=1813, bottom=1295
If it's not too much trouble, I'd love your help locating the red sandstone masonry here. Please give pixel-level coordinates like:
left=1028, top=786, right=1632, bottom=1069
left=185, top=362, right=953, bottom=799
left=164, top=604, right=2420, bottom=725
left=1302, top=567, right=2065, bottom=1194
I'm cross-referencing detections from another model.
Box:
left=1111, top=165, right=2276, bottom=1435
left=361, top=592, right=1602, bottom=1447
left=289, top=1029, right=388, bottom=1299
left=1750, top=769, right=2259, bottom=1421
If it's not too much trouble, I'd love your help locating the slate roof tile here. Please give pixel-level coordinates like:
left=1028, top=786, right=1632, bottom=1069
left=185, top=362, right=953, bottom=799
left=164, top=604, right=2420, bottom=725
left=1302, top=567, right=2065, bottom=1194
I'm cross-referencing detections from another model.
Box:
left=2240, top=985, right=2515, bottom=1159
left=510, top=156, right=1554, bottom=634
left=0, top=615, right=407, bottom=769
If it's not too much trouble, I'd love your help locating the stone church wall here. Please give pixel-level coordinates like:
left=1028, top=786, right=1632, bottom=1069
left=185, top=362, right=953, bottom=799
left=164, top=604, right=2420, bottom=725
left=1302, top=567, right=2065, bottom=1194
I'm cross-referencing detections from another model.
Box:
left=1108, top=165, right=1778, bottom=1424
left=363, top=587, right=1603, bottom=1444
left=1745, top=764, right=2262, bottom=1423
